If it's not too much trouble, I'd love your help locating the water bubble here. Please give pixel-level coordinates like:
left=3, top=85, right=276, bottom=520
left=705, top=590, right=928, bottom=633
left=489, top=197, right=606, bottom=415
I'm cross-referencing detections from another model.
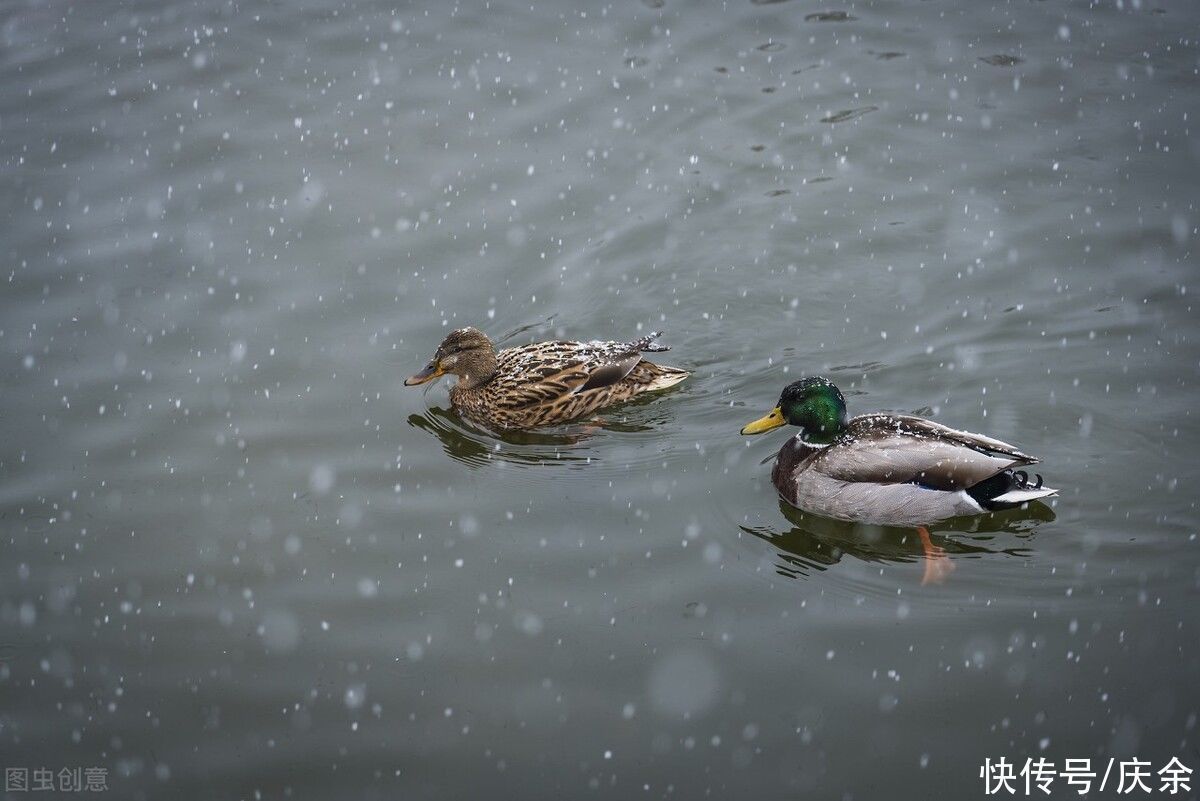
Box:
left=1109, top=717, right=1141, bottom=757
left=1171, top=214, right=1190, bottom=245
left=344, top=684, right=367, bottom=710
left=340, top=501, right=363, bottom=528
left=249, top=516, right=273, bottom=541
left=964, top=635, right=996, bottom=669
left=309, top=464, right=335, bottom=495
left=648, top=647, right=720, bottom=718
left=260, top=610, right=301, bottom=653
left=955, top=345, right=981, bottom=371
left=298, top=179, right=325, bottom=210
left=515, top=611, right=544, bottom=636
left=1078, top=413, right=1094, bottom=439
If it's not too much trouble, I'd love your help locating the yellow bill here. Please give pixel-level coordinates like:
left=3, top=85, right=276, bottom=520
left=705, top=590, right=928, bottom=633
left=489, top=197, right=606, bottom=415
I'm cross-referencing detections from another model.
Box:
left=404, top=361, right=443, bottom=386
left=740, top=406, right=786, bottom=435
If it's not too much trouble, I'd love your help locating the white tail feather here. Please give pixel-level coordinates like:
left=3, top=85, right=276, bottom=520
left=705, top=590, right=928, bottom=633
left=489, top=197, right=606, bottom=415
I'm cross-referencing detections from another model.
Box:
left=991, top=486, right=1058, bottom=504
left=645, top=370, right=689, bottom=391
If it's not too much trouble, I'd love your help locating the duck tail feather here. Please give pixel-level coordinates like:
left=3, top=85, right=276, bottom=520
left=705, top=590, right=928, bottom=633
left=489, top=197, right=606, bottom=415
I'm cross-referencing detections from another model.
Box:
left=968, top=469, right=1058, bottom=510
left=990, top=486, right=1059, bottom=505
left=632, top=331, right=670, bottom=353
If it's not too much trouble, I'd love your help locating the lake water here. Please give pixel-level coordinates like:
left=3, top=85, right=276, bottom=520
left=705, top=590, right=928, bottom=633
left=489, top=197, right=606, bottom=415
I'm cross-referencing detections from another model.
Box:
left=2, top=0, right=1198, bottom=798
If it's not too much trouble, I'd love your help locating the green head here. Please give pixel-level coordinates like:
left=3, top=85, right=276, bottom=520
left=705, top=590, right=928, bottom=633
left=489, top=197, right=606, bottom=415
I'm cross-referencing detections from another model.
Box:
left=739, top=376, right=848, bottom=443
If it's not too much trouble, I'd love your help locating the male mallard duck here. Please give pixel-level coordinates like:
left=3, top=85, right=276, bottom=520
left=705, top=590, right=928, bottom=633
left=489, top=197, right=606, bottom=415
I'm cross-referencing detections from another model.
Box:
left=740, top=376, right=1058, bottom=528
left=405, top=327, right=688, bottom=430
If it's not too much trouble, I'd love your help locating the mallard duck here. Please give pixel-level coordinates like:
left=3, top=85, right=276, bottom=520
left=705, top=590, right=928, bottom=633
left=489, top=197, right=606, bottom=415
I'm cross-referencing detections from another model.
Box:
left=740, top=376, right=1058, bottom=528
left=405, top=327, right=689, bottom=430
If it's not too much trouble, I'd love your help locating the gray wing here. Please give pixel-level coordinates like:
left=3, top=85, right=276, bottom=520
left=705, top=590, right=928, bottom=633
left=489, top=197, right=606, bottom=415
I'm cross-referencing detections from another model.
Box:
left=813, top=414, right=1037, bottom=491
left=867, top=414, right=1036, bottom=460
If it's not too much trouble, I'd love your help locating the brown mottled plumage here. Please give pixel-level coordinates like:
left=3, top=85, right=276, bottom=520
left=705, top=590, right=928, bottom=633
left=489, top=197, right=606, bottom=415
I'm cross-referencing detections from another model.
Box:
left=405, top=327, right=688, bottom=430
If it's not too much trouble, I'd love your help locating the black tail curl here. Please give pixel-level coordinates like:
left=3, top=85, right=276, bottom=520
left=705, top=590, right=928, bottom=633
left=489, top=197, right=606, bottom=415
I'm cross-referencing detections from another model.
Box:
left=967, top=468, right=1046, bottom=510
left=1012, top=470, right=1044, bottom=490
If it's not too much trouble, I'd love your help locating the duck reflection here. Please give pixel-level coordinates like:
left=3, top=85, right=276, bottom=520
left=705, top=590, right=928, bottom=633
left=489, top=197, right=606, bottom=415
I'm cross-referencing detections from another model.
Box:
left=407, top=397, right=670, bottom=469
left=407, top=406, right=592, bottom=468
left=742, top=500, right=1054, bottom=584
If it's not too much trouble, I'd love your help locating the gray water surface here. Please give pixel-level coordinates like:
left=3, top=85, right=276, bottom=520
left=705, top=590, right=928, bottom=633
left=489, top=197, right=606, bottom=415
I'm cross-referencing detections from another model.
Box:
left=2, top=0, right=1199, bottom=799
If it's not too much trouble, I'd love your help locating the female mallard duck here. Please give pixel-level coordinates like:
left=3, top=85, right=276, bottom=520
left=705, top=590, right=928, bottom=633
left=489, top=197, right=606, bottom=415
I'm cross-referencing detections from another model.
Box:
left=405, top=327, right=688, bottom=430
left=740, top=376, right=1058, bottom=528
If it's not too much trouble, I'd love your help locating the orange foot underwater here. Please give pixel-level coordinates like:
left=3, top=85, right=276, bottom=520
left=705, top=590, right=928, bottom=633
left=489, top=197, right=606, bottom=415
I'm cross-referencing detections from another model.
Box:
left=917, top=526, right=956, bottom=585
